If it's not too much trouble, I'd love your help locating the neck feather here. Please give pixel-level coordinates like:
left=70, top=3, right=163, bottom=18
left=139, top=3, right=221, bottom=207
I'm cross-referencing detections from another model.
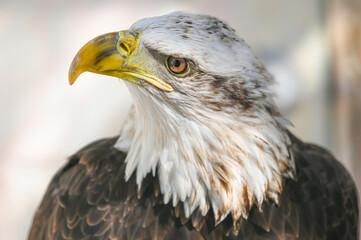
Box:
left=115, top=84, right=294, bottom=224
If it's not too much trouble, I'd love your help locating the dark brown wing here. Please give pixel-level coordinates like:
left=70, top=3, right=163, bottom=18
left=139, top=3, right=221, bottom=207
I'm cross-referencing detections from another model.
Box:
left=241, top=133, right=359, bottom=240
left=28, top=137, right=203, bottom=240
left=28, top=134, right=359, bottom=240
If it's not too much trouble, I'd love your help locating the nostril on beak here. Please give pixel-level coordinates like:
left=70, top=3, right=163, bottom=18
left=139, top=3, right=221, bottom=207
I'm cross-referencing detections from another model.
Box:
left=118, top=42, right=129, bottom=57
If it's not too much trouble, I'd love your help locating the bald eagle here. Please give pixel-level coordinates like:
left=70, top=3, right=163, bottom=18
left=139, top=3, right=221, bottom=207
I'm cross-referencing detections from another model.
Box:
left=28, top=12, right=359, bottom=240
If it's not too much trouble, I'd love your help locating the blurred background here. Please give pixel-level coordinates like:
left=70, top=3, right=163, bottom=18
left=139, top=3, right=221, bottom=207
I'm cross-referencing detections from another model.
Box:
left=0, top=0, right=360, bottom=239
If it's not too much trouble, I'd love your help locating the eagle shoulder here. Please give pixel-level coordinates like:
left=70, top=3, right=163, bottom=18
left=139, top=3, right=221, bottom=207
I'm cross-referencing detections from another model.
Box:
left=247, top=133, right=359, bottom=239
left=28, top=137, right=203, bottom=240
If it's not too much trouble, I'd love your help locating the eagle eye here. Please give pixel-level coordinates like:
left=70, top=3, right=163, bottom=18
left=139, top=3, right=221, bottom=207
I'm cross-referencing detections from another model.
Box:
left=166, top=56, right=190, bottom=76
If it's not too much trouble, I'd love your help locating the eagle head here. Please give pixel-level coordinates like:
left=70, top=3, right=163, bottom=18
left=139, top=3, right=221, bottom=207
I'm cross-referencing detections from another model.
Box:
left=69, top=11, right=294, bottom=225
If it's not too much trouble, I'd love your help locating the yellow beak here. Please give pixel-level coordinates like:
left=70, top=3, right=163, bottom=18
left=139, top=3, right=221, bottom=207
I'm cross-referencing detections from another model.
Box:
left=68, top=30, right=173, bottom=92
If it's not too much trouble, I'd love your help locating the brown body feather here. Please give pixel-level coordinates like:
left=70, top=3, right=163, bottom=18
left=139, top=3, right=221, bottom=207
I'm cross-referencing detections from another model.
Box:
left=28, top=133, right=359, bottom=240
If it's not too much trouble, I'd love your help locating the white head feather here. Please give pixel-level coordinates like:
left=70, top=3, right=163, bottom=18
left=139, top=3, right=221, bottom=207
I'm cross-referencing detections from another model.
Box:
left=114, top=11, right=294, bottom=224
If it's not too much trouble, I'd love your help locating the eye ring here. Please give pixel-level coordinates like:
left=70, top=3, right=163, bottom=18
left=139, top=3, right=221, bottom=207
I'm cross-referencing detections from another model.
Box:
left=166, top=56, right=190, bottom=76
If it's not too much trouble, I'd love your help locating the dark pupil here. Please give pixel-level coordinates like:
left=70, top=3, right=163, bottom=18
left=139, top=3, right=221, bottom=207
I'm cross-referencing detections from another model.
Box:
left=173, top=59, right=181, bottom=68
